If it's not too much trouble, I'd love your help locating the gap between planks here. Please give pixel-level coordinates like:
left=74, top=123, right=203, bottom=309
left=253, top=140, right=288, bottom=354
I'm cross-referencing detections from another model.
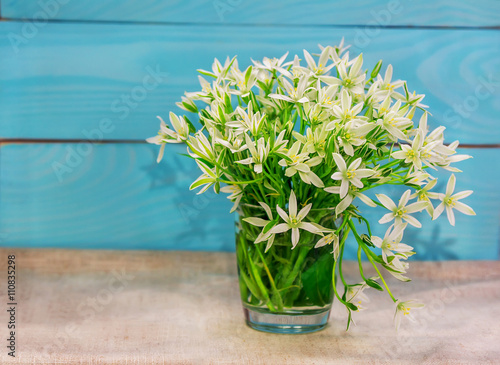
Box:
left=1, top=17, right=500, bottom=30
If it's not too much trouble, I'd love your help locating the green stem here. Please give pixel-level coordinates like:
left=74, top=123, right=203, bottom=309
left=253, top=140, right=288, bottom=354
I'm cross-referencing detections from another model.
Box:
left=281, top=245, right=310, bottom=289
left=347, top=220, right=397, bottom=303
left=359, top=243, right=396, bottom=302
left=254, top=244, right=284, bottom=311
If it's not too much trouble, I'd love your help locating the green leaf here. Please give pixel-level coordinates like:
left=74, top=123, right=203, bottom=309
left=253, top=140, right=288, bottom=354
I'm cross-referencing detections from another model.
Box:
left=346, top=309, right=353, bottom=331
left=183, top=116, right=197, bottom=134
left=361, top=234, right=374, bottom=248
left=263, top=218, right=279, bottom=234
left=250, top=91, right=261, bottom=112
left=239, top=270, right=264, bottom=301
left=370, top=60, right=382, bottom=79
left=197, top=69, right=216, bottom=78
left=345, top=302, right=358, bottom=311
left=244, top=65, right=253, bottom=85
left=182, top=102, right=198, bottom=114
left=365, top=278, right=383, bottom=291
left=301, top=254, right=334, bottom=307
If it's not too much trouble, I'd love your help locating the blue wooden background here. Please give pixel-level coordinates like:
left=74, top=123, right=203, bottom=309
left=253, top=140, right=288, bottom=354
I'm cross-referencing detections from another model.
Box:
left=0, top=1, right=499, bottom=260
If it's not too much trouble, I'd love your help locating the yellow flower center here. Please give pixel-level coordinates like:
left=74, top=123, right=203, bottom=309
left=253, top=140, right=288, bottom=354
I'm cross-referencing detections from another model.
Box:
left=346, top=169, right=356, bottom=179
left=395, top=208, right=407, bottom=217
left=445, top=197, right=456, bottom=207
left=314, top=63, right=324, bottom=73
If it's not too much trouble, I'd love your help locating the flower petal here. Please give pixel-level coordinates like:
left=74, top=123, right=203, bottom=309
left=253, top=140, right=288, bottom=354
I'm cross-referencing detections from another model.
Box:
left=446, top=174, right=456, bottom=196
left=269, top=223, right=290, bottom=234
left=243, top=217, right=269, bottom=227
left=433, top=203, right=445, bottom=220
left=376, top=194, right=397, bottom=211
left=399, top=190, right=411, bottom=207
left=379, top=212, right=395, bottom=224
left=276, top=206, right=289, bottom=222
left=292, top=228, right=300, bottom=248
left=454, top=202, right=476, bottom=216
left=340, top=180, right=349, bottom=198
left=298, top=203, right=312, bottom=220
left=453, top=190, right=473, bottom=200
left=405, top=201, right=428, bottom=213
left=289, top=190, right=297, bottom=217
left=332, top=153, right=346, bottom=172
left=403, top=215, right=422, bottom=228
left=446, top=206, right=456, bottom=226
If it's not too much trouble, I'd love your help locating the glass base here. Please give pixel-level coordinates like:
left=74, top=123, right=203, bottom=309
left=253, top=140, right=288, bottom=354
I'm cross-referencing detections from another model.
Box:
left=243, top=307, right=331, bottom=334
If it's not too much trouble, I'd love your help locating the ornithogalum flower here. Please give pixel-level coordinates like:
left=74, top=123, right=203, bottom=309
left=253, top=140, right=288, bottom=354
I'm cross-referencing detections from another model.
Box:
left=330, top=153, right=375, bottom=198
left=269, top=190, right=325, bottom=248
left=433, top=174, right=476, bottom=226
left=394, top=299, right=424, bottom=331
left=377, top=190, right=428, bottom=229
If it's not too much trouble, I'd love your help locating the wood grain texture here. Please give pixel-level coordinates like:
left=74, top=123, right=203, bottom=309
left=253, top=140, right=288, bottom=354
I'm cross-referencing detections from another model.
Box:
left=0, top=248, right=499, bottom=364
left=2, top=0, right=500, bottom=27
left=0, top=143, right=497, bottom=260
left=1, top=22, right=499, bottom=143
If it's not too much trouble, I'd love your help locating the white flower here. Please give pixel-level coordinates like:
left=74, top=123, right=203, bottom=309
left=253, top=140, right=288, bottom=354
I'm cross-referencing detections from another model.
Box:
left=346, top=282, right=371, bottom=311
left=375, top=98, right=412, bottom=141
left=330, top=153, right=375, bottom=198
left=371, top=224, right=413, bottom=263
left=327, top=89, right=366, bottom=126
left=198, top=56, right=235, bottom=81
left=187, top=132, right=216, bottom=162
left=301, top=47, right=335, bottom=76
left=227, top=104, right=266, bottom=136
left=315, top=84, right=339, bottom=109
left=336, top=121, right=376, bottom=156
left=394, top=299, right=424, bottom=331
left=394, top=84, right=428, bottom=108
left=175, top=95, right=197, bottom=113
left=229, top=65, right=257, bottom=97
left=324, top=185, right=376, bottom=216
left=293, top=126, right=329, bottom=158
left=215, top=131, right=247, bottom=153
left=269, top=77, right=310, bottom=104
left=374, top=64, right=404, bottom=98
left=392, top=131, right=438, bottom=171
left=220, top=182, right=245, bottom=213
left=189, top=160, right=220, bottom=194
left=251, top=52, right=291, bottom=78
left=410, top=178, right=439, bottom=217
left=322, top=55, right=366, bottom=94
left=185, top=75, right=213, bottom=101
left=147, top=113, right=190, bottom=162
left=377, top=190, right=428, bottom=228
left=269, top=190, right=325, bottom=248
left=278, top=142, right=324, bottom=188
left=243, top=202, right=277, bottom=252
left=314, top=232, right=339, bottom=255
left=433, top=174, right=475, bottom=226
left=436, top=142, right=473, bottom=172
left=236, top=134, right=270, bottom=174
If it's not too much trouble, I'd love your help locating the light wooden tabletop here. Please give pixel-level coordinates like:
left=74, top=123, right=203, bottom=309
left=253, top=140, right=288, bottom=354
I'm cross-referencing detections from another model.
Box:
left=0, top=248, right=498, bottom=364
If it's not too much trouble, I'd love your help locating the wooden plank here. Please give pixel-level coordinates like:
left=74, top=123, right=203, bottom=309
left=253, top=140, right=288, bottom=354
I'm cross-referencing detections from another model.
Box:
left=1, top=22, right=499, bottom=144
left=2, top=0, right=500, bottom=27
left=0, top=143, right=497, bottom=260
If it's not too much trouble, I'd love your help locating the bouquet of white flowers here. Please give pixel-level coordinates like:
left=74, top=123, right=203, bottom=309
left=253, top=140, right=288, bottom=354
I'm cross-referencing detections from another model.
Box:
left=148, top=40, right=475, bottom=333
